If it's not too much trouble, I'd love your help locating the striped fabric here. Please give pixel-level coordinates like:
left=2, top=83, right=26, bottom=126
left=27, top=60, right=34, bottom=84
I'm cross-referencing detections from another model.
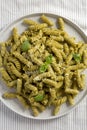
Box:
left=0, top=0, right=87, bottom=130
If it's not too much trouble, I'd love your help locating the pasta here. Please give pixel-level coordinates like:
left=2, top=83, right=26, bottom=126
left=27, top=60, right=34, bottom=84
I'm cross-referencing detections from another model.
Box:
left=58, top=18, right=64, bottom=30
left=40, top=14, right=53, bottom=26
left=0, top=14, right=87, bottom=117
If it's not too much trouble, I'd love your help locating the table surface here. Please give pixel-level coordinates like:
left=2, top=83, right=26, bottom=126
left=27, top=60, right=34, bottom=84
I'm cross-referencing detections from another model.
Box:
left=0, top=0, right=87, bottom=130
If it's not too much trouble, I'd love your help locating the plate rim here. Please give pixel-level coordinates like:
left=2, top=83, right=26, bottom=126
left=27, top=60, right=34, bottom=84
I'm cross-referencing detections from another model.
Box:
left=0, top=12, right=87, bottom=120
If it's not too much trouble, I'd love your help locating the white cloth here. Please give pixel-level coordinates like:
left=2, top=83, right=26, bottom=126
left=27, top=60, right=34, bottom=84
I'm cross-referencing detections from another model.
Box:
left=0, top=0, right=87, bottom=130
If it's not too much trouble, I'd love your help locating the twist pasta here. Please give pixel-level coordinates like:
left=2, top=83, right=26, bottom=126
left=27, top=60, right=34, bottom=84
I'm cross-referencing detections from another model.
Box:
left=23, top=19, right=38, bottom=25
left=8, top=57, right=21, bottom=71
left=64, top=34, right=76, bottom=47
left=40, top=14, right=53, bottom=26
left=53, top=106, right=60, bottom=115
left=31, top=106, right=39, bottom=117
left=53, top=96, right=67, bottom=106
left=8, top=63, right=21, bottom=78
left=0, top=68, right=12, bottom=82
left=67, top=95, right=74, bottom=105
left=32, top=102, right=45, bottom=112
left=7, top=80, right=17, bottom=88
left=13, top=51, right=32, bottom=67
left=17, top=79, right=22, bottom=94
left=3, top=92, right=17, bottom=99
left=29, top=23, right=48, bottom=31
left=58, top=18, right=64, bottom=30
left=6, top=63, right=16, bottom=80
left=1, top=43, right=6, bottom=57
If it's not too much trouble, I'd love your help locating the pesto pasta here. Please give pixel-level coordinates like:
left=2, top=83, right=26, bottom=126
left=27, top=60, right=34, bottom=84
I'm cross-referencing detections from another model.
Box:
left=0, top=15, right=87, bottom=117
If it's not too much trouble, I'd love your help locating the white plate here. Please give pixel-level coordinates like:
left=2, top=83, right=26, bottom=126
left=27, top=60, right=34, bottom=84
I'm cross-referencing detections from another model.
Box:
left=0, top=13, right=87, bottom=120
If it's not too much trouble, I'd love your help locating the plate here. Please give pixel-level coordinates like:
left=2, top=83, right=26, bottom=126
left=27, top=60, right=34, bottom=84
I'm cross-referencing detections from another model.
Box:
left=0, top=13, right=87, bottom=120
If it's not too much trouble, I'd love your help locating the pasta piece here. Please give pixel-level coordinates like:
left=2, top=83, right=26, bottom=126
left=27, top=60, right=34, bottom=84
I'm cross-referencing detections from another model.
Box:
left=64, top=34, right=76, bottom=47
left=64, top=73, right=71, bottom=89
left=80, top=74, right=85, bottom=89
left=58, top=18, right=64, bottom=30
left=13, top=51, right=32, bottom=67
left=43, top=79, right=63, bottom=89
left=8, top=57, right=21, bottom=71
left=2, top=92, right=17, bottom=99
left=53, top=106, right=60, bottom=115
left=30, top=30, right=43, bottom=42
left=31, top=106, right=39, bottom=117
left=83, top=50, right=87, bottom=66
left=33, top=72, right=51, bottom=81
left=42, top=28, right=63, bottom=36
left=65, top=52, right=73, bottom=64
left=60, top=50, right=66, bottom=60
left=1, top=43, right=6, bottom=57
left=74, top=71, right=85, bottom=90
left=12, top=27, right=19, bottom=43
left=8, top=63, right=21, bottom=77
left=43, top=78, right=57, bottom=88
left=32, top=102, right=45, bottom=112
left=11, top=28, right=20, bottom=51
left=42, top=95, right=48, bottom=106
left=49, top=88, right=56, bottom=100
left=56, top=76, right=64, bottom=81
left=52, top=47, right=63, bottom=62
left=23, top=19, right=38, bottom=25
left=0, top=68, right=12, bottom=81
left=29, top=23, right=48, bottom=31
left=22, top=74, right=29, bottom=81
left=64, top=43, right=69, bottom=55
left=46, top=39, right=63, bottom=49
left=53, top=96, right=67, bottom=106
left=50, top=35, right=64, bottom=42
left=67, top=95, right=74, bottom=105
left=65, top=88, right=79, bottom=95
left=30, top=56, right=43, bottom=66
left=17, top=79, right=22, bottom=94
left=79, top=44, right=87, bottom=56
left=48, top=65, right=56, bottom=80
left=68, top=63, right=86, bottom=71
left=52, top=60, right=62, bottom=74
left=7, top=80, right=17, bottom=88
left=25, top=84, right=38, bottom=95
left=3, top=51, right=9, bottom=66
left=40, top=14, right=53, bottom=26
left=6, top=63, right=16, bottom=80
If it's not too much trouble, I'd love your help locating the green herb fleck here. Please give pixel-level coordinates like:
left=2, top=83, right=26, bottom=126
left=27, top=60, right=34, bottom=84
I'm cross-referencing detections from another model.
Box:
left=73, top=53, right=81, bottom=63
left=46, top=54, right=53, bottom=64
left=39, top=54, right=53, bottom=73
left=34, top=93, right=44, bottom=102
left=21, top=40, right=31, bottom=52
left=39, top=63, right=48, bottom=73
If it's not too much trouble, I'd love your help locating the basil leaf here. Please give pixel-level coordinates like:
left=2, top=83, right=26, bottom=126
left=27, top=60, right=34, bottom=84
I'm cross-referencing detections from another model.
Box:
left=34, top=94, right=44, bottom=102
left=46, top=54, right=53, bottom=64
left=39, top=63, right=48, bottom=73
left=21, top=40, right=31, bottom=52
left=73, top=53, right=81, bottom=62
